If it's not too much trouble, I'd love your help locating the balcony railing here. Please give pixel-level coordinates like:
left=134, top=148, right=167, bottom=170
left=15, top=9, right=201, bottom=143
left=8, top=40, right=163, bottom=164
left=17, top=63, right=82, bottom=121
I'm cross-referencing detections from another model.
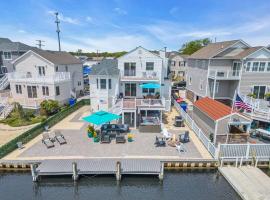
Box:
left=120, top=71, right=159, bottom=81
left=8, top=72, right=71, bottom=83
left=208, top=70, right=241, bottom=80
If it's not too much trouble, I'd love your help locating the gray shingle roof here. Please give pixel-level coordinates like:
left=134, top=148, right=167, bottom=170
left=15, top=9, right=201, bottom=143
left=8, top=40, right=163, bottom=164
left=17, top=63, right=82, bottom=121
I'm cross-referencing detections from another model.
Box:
left=90, top=59, right=119, bottom=76
left=32, top=49, right=82, bottom=65
left=0, top=38, right=34, bottom=52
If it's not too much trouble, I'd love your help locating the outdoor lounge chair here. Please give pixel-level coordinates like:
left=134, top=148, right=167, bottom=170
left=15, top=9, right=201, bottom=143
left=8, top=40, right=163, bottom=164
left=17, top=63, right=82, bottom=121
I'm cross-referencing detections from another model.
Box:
left=176, top=144, right=186, bottom=153
left=119, top=124, right=129, bottom=132
left=54, top=130, right=67, bottom=145
left=162, top=127, right=172, bottom=139
left=154, top=136, right=166, bottom=147
left=179, top=131, right=190, bottom=143
left=100, top=134, right=111, bottom=143
left=42, top=132, right=54, bottom=148
left=116, top=135, right=126, bottom=143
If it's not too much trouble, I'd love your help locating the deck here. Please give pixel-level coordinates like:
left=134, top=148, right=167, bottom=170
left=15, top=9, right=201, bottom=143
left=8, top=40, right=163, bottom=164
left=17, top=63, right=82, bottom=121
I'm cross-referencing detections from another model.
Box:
left=219, top=166, right=270, bottom=200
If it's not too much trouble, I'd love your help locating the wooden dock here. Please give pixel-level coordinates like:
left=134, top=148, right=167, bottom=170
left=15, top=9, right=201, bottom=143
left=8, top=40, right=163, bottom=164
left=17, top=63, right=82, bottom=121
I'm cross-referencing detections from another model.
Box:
left=31, top=159, right=164, bottom=181
left=219, top=166, right=270, bottom=200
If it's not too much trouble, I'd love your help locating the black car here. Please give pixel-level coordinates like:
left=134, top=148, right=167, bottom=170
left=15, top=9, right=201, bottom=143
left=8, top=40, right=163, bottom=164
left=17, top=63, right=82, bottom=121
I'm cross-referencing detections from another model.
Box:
left=101, top=124, right=129, bottom=133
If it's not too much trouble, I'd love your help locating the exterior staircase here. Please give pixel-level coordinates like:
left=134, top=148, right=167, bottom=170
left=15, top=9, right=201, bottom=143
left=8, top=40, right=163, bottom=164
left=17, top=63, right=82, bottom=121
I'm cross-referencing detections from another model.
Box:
left=0, top=74, right=9, bottom=91
left=0, top=97, right=14, bottom=119
left=109, top=99, right=122, bottom=115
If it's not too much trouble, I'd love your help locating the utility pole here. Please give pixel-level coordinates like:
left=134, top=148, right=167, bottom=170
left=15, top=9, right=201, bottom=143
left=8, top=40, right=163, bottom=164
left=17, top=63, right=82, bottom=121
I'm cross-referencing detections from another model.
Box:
left=55, top=12, right=61, bottom=51
left=36, top=40, right=45, bottom=49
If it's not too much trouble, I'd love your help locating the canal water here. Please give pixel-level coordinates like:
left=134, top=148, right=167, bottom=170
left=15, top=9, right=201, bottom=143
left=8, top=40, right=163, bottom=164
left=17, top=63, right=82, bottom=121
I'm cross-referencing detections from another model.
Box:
left=0, top=170, right=241, bottom=200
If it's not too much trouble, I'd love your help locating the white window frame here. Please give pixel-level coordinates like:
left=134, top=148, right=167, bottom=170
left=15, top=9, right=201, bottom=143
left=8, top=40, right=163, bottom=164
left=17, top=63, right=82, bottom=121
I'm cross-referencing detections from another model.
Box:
left=3, top=51, right=12, bottom=60
left=100, top=79, right=107, bottom=89
left=15, top=84, right=22, bottom=94
left=38, top=66, right=45, bottom=76
left=42, top=86, right=49, bottom=96
left=246, top=61, right=270, bottom=72
left=146, top=62, right=154, bottom=71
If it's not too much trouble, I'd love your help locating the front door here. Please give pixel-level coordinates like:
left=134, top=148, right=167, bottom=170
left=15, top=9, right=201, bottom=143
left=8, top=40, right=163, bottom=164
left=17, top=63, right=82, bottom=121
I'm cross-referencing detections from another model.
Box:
left=124, top=112, right=135, bottom=127
left=253, top=86, right=266, bottom=99
left=232, top=62, right=241, bottom=76
left=125, top=83, right=136, bottom=97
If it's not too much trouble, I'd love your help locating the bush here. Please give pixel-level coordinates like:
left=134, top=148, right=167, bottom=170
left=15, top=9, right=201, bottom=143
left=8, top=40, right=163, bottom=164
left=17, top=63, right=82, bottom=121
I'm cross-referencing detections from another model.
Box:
left=40, top=100, right=60, bottom=116
left=0, top=99, right=90, bottom=158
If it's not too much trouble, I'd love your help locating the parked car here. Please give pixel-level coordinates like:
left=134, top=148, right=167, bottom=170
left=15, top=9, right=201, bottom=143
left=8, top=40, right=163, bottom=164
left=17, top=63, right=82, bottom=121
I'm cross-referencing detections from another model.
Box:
left=172, top=81, right=186, bottom=90
left=101, top=124, right=129, bottom=133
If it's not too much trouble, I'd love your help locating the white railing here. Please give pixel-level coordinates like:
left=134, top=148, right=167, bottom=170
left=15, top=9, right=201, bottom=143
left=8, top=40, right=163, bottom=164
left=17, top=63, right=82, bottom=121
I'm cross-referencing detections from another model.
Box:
left=0, top=74, right=9, bottom=90
left=8, top=72, right=71, bottom=83
left=136, top=98, right=164, bottom=108
left=173, top=98, right=216, bottom=157
left=208, top=69, right=241, bottom=79
left=120, top=71, right=159, bottom=80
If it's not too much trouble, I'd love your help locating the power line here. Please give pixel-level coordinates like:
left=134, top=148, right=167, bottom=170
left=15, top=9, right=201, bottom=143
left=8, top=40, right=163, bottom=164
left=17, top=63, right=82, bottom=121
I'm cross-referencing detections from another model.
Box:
left=36, top=40, right=45, bottom=49
left=54, top=12, right=61, bottom=51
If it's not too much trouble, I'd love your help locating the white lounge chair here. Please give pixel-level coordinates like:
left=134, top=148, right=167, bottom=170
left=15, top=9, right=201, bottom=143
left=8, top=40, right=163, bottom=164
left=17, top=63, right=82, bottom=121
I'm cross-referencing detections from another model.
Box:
left=42, top=132, right=54, bottom=148
left=162, top=127, right=172, bottom=139
left=176, top=144, right=186, bottom=153
left=54, top=130, right=67, bottom=145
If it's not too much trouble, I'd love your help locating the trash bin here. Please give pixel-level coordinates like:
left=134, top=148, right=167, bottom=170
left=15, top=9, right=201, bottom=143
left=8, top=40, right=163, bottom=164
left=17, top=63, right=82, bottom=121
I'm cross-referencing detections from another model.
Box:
left=180, top=102, right=187, bottom=112
left=69, top=98, right=76, bottom=106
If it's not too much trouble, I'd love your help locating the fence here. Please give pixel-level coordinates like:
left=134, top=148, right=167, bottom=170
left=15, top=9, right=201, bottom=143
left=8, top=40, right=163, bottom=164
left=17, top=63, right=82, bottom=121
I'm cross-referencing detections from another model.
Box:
left=172, top=98, right=216, bottom=157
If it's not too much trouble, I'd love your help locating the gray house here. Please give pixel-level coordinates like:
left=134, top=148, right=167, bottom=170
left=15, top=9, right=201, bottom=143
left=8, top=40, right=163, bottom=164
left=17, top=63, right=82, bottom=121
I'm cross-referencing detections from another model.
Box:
left=186, top=40, right=270, bottom=107
left=168, top=53, right=188, bottom=81
left=0, top=38, right=34, bottom=76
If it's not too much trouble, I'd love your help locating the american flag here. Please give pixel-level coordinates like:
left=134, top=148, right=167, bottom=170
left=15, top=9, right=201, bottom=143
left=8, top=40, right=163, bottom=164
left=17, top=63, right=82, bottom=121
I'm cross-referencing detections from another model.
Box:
left=234, top=94, right=252, bottom=112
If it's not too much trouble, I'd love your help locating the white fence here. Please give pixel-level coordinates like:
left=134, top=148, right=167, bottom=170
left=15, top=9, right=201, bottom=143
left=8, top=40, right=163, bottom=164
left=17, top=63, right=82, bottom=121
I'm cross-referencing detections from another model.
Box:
left=173, top=98, right=270, bottom=160
left=173, top=98, right=216, bottom=157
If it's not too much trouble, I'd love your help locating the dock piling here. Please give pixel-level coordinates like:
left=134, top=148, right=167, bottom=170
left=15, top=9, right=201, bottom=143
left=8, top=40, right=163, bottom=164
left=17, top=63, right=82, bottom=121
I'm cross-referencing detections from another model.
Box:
left=30, top=164, right=38, bottom=182
left=72, top=162, right=79, bottom=181
left=116, top=161, right=121, bottom=181
left=159, top=162, right=164, bottom=181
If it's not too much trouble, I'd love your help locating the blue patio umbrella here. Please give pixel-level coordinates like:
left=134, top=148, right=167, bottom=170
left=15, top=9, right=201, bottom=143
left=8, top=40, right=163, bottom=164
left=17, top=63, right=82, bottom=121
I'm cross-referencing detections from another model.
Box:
left=83, top=110, right=121, bottom=125
left=139, top=83, right=161, bottom=89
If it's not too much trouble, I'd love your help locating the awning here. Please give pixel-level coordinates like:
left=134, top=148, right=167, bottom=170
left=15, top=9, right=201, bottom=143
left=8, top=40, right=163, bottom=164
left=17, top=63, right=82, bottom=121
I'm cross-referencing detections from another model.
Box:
left=139, top=83, right=161, bottom=89
left=83, top=110, right=121, bottom=125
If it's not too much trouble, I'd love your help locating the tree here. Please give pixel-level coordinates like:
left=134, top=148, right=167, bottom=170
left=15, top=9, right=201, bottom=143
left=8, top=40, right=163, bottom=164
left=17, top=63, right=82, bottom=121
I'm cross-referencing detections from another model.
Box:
left=179, top=38, right=211, bottom=55
left=40, top=100, right=60, bottom=116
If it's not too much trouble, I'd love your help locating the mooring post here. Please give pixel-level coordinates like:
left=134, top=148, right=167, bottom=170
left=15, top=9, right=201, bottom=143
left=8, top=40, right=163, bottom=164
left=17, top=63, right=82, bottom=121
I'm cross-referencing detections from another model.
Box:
left=30, top=164, right=38, bottom=182
left=116, top=161, right=121, bottom=181
left=72, top=162, right=79, bottom=181
left=159, top=162, right=164, bottom=181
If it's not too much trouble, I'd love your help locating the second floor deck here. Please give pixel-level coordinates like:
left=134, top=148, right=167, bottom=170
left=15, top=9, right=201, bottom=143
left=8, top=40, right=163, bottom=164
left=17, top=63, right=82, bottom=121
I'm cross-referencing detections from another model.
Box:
left=120, top=70, right=160, bottom=82
left=208, top=69, right=241, bottom=80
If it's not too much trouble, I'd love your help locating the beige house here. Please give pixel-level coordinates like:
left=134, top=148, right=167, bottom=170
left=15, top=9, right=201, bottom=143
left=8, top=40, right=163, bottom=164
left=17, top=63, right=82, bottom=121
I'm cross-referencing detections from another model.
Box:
left=168, top=53, right=188, bottom=81
left=8, top=49, right=83, bottom=108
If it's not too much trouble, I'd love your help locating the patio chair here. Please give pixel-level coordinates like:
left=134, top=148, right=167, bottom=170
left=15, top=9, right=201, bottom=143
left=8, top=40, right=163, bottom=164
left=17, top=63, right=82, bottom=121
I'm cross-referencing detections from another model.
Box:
left=119, top=124, right=129, bottom=132
left=100, top=134, right=111, bottom=143
left=116, top=134, right=126, bottom=143
left=54, top=130, right=67, bottom=145
left=162, top=127, right=172, bottom=139
left=176, top=144, right=186, bottom=153
left=154, top=136, right=166, bottom=147
left=42, top=132, right=54, bottom=148
left=179, top=131, right=190, bottom=143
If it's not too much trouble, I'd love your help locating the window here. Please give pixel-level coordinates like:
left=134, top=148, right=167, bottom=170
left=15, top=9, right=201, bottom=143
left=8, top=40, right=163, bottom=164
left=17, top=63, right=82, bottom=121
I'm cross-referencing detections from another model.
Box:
left=27, top=86, right=37, bottom=98
left=180, top=61, right=185, bottom=67
left=3, top=52, right=11, bottom=60
left=56, top=86, right=60, bottom=96
left=42, top=86, right=49, bottom=96
left=96, top=79, right=99, bottom=89
left=109, top=79, right=112, bottom=89
left=65, top=65, right=68, bottom=72
left=146, top=62, right=154, bottom=70
left=1, top=66, right=7, bottom=73
left=171, top=61, right=175, bottom=66
left=253, top=86, right=266, bottom=99
left=15, top=85, right=22, bottom=94
left=125, top=83, right=136, bottom=96
left=78, top=81, right=81, bottom=86
left=142, top=88, right=155, bottom=93
left=38, top=66, right=45, bottom=76
left=267, top=63, right=270, bottom=72
left=252, top=62, right=259, bottom=72
left=259, top=62, right=266, bottom=72
left=55, top=66, right=59, bottom=72
left=189, top=76, right=192, bottom=85
left=124, top=63, right=136, bottom=76
left=210, top=81, right=219, bottom=94
left=100, top=79, right=106, bottom=89
left=246, top=62, right=251, bottom=72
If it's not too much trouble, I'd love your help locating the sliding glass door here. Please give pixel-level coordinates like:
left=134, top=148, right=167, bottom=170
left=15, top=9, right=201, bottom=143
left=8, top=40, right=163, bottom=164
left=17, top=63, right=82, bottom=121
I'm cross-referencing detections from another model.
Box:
left=125, top=83, right=136, bottom=97
left=253, top=86, right=266, bottom=99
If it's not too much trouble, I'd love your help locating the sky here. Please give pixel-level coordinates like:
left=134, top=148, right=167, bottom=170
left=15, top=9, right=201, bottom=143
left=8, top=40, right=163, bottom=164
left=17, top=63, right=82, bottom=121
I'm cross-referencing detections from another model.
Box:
left=1, top=0, right=270, bottom=52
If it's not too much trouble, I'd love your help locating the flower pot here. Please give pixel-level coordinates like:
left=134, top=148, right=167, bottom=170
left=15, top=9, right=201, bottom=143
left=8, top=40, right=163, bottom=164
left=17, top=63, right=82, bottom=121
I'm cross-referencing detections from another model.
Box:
left=88, top=132, right=93, bottom=138
left=93, top=137, right=100, bottom=143
left=128, top=138, right=133, bottom=142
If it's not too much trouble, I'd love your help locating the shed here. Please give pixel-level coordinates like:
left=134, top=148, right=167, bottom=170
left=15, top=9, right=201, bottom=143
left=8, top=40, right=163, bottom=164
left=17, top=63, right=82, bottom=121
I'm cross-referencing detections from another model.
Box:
left=192, top=97, right=251, bottom=144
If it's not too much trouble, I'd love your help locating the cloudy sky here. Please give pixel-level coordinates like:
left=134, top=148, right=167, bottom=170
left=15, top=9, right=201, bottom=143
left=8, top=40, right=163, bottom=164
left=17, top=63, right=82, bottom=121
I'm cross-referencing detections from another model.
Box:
left=1, top=0, right=270, bottom=52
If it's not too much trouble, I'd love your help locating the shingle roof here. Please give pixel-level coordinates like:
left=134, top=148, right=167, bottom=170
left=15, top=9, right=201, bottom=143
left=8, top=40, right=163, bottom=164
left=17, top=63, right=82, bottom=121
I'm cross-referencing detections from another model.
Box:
left=0, top=38, right=34, bottom=52
left=90, top=59, right=119, bottom=76
left=189, top=40, right=239, bottom=59
left=227, top=46, right=263, bottom=59
left=193, top=97, right=233, bottom=121
left=32, top=49, right=82, bottom=65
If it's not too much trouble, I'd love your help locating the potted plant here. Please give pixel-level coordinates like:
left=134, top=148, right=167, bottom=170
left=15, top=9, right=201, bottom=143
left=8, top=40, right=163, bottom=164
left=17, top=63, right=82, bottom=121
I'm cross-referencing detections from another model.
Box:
left=247, top=93, right=256, bottom=98
left=87, top=125, right=94, bottom=138
left=265, top=93, right=270, bottom=101
left=92, top=131, right=100, bottom=142
left=127, top=133, right=133, bottom=142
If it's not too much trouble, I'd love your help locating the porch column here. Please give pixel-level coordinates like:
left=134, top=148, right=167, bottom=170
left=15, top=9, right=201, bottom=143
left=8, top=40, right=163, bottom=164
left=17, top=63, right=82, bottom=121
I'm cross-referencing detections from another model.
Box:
left=122, top=112, right=124, bottom=124
left=212, top=79, right=216, bottom=99
left=134, top=111, right=137, bottom=129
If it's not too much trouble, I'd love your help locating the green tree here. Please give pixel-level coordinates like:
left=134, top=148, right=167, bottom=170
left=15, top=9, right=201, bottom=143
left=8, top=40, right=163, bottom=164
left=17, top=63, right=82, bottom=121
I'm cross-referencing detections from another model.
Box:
left=40, top=100, right=60, bottom=116
left=179, top=38, right=211, bottom=55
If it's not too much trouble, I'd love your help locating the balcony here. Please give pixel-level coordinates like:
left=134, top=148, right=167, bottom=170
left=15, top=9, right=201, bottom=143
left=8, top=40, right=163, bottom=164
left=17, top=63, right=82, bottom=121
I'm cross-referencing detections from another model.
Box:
left=208, top=70, right=241, bottom=80
left=8, top=72, right=71, bottom=84
left=120, top=71, right=159, bottom=82
left=114, top=97, right=165, bottom=110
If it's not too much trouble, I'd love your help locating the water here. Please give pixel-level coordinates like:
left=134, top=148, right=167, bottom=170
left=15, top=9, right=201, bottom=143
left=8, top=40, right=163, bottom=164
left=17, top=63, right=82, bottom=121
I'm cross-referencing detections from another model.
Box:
left=0, top=170, right=241, bottom=200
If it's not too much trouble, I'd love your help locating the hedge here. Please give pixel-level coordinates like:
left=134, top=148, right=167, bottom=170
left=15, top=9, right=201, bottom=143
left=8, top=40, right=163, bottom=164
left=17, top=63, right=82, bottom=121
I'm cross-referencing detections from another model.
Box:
left=0, top=99, right=90, bottom=159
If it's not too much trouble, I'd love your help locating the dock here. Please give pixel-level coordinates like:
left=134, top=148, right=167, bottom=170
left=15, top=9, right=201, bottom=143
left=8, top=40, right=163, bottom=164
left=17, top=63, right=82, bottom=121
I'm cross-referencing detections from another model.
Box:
left=31, top=158, right=164, bottom=181
left=219, top=166, right=270, bottom=200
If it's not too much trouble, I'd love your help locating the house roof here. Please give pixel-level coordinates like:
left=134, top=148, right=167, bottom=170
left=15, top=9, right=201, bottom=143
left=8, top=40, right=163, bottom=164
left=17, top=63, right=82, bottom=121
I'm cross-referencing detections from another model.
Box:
left=90, top=59, right=119, bottom=76
left=32, top=49, right=82, bottom=65
left=188, top=40, right=240, bottom=59
left=118, top=46, right=162, bottom=59
left=222, top=46, right=263, bottom=59
left=193, top=97, right=233, bottom=121
left=0, top=38, right=34, bottom=52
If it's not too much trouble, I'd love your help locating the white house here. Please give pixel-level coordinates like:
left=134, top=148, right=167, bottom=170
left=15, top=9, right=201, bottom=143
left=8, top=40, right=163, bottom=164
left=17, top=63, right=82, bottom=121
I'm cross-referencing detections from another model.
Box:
left=8, top=49, right=83, bottom=108
left=89, top=46, right=171, bottom=131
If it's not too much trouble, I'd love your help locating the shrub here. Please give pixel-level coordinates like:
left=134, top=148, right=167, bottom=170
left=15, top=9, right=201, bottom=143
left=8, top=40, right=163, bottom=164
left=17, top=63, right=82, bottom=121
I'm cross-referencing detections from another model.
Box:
left=40, top=100, right=60, bottom=116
